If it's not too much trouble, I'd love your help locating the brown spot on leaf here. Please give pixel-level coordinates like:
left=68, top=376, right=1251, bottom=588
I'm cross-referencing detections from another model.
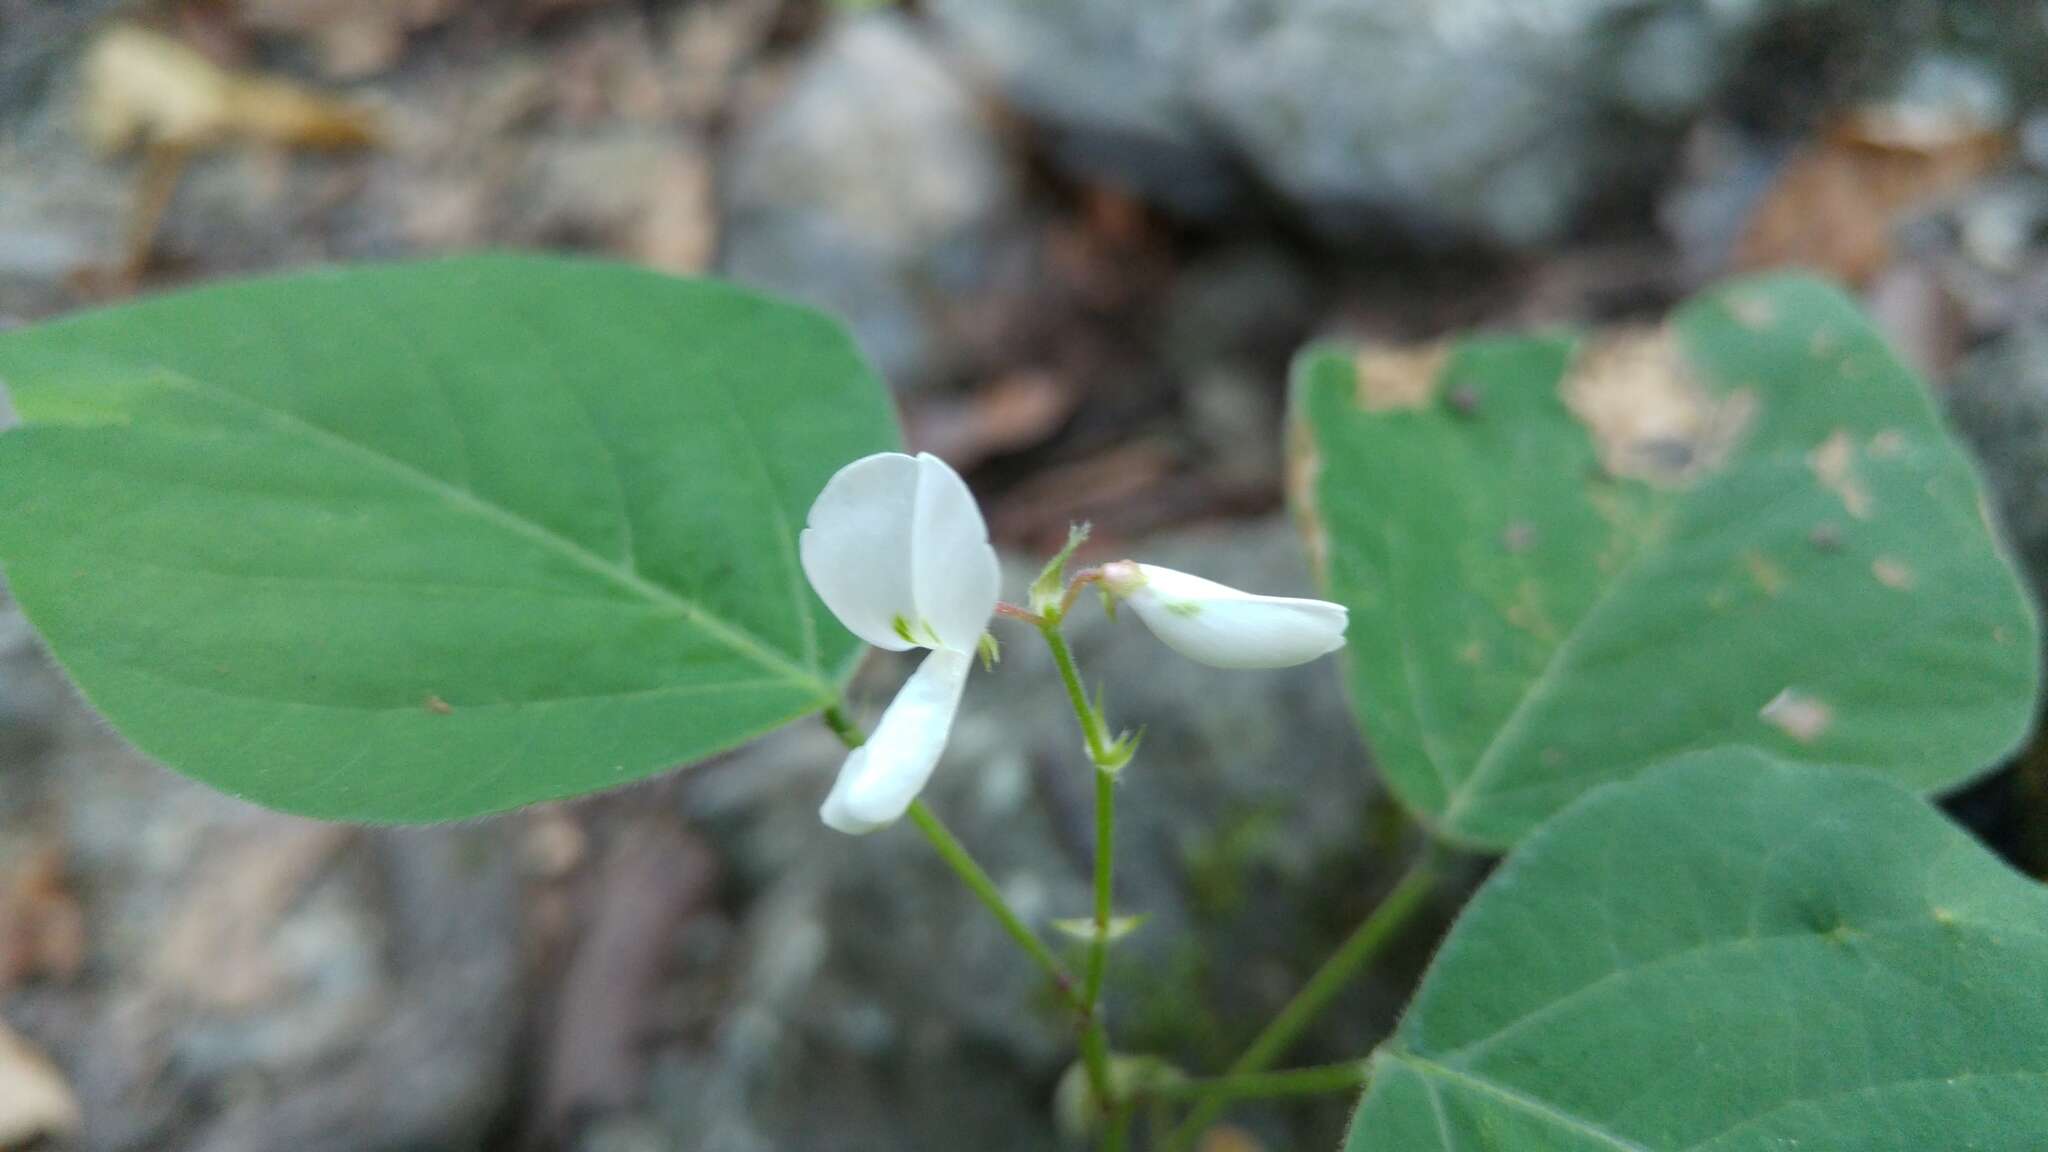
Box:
left=1505, top=581, right=1558, bottom=640
left=1809, top=430, right=1873, bottom=519
left=1869, top=429, right=1907, bottom=458
left=1501, top=520, right=1537, bottom=554
left=1872, top=556, right=1916, bottom=589
left=1808, top=522, right=1844, bottom=552
left=1457, top=640, right=1485, bottom=666
left=1284, top=414, right=1328, bottom=576
left=1761, top=688, right=1834, bottom=743
left=1726, top=292, right=1776, bottom=330
left=1561, top=328, right=1756, bottom=488
left=424, top=694, right=454, bottom=715
left=1353, top=344, right=1448, bottom=412
left=1744, top=550, right=1786, bottom=597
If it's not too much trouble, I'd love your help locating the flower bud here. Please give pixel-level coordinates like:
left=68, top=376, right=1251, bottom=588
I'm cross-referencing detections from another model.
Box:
left=1102, top=562, right=1347, bottom=669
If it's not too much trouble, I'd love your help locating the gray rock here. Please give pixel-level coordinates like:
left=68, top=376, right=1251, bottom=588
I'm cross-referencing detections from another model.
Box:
left=0, top=75, right=127, bottom=322
left=635, top=518, right=1449, bottom=1151
left=1922, top=169, right=2048, bottom=597
left=720, top=12, right=1020, bottom=392
left=1191, top=0, right=1697, bottom=246
left=932, top=0, right=2046, bottom=247
left=930, top=0, right=1748, bottom=244
left=0, top=0, right=126, bottom=114
left=923, top=0, right=1237, bottom=216
left=1946, top=324, right=2048, bottom=578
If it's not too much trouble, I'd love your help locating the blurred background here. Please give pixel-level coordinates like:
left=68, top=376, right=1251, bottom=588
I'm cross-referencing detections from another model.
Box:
left=2, top=1, right=2047, bottom=1149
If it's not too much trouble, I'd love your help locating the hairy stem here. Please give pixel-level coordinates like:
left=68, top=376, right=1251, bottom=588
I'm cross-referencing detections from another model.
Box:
left=1084, top=764, right=1116, bottom=1012
left=1038, top=617, right=1122, bottom=1128
left=907, top=800, right=1084, bottom=1007
left=822, top=708, right=1084, bottom=1017
left=1042, top=622, right=1111, bottom=761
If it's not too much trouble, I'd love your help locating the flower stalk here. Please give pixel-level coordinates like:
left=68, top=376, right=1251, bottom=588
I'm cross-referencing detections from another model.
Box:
left=823, top=707, right=1090, bottom=1020
left=1039, top=603, right=1125, bottom=1127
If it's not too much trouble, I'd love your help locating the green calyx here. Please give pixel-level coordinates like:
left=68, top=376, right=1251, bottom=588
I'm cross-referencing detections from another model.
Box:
left=1031, top=521, right=1093, bottom=616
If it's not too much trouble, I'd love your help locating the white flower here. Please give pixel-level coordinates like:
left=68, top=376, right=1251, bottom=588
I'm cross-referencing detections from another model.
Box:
left=801, top=452, right=999, bottom=834
left=1100, top=561, right=1347, bottom=669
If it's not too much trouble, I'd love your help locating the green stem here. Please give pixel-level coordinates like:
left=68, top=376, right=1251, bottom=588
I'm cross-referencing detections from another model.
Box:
left=1165, top=849, right=1439, bottom=1151
left=1074, top=762, right=1117, bottom=1127
left=1042, top=621, right=1111, bottom=761
left=821, top=703, right=866, bottom=749
left=1038, top=616, right=1122, bottom=1130
left=822, top=708, right=1085, bottom=1019
left=1103, top=1105, right=1131, bottom=1152
left=906, top=800, right=1083, bottom=1011
left=1145, top=1061, right=1372, bottom=1104
left=1084, top=764, right=1116, bottom=1011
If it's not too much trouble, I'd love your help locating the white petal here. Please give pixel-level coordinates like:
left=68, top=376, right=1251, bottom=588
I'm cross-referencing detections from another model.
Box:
left=1121, top=563, right=1348, bottom=669
left=909, top=452, right=1000, bottom=653
left=819, top=647, right=975, bottom=834
left=800, top=452, right=922, bottom=651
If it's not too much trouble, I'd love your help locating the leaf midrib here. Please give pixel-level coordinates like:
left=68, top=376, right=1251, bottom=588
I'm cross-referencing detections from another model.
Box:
left=1384, top=1051, right=1653, bottom=1152
left=137, top=364, right=833, bottom=697
left=1385, top=908, right=2048, bottom=1152
left=1436, top=504, right=1673, bottom=830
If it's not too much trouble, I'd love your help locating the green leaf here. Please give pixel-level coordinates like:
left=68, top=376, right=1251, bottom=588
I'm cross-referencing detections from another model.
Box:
left=1350, top=749, right=2048, bottom=1151
left=0, top=255, right=901, bottom=821
left=1293, top=274, right=2039, bottom=849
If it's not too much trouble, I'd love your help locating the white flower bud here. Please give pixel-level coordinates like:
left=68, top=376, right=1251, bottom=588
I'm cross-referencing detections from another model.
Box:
left=1101, top=561, right=1347, bottom=670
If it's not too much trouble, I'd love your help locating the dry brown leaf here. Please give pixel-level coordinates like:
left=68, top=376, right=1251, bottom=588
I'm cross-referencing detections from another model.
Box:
left=906, top=371, right=1077, bottom=469
left=79, top=24, right=380, bottom=283
left=987, top=441, right=1177, bottom=551
left=635, top=145, right=718, bottom=274
left=0, top=1022, right=79, bottom=1148
left=1735, top=109, right=2008, bottom=285
left=0, top=850, right=85, bottom=990
left=83, top=25, right=380, bottom=154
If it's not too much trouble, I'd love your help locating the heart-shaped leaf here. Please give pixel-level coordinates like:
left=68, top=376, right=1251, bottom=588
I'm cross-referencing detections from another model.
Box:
left=1292, top=274, right=2038, bottom=849
left=0, top=256, right=900, bottom=820
left=1350, top=749, right=2048, bottom=1151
